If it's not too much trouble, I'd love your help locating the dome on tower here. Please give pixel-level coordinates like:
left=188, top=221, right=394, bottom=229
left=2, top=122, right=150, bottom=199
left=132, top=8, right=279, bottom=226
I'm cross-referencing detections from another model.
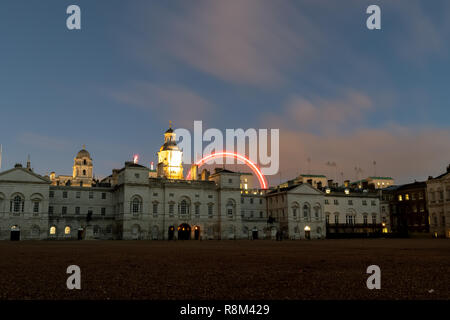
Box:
left=76, top=149, right=91, bottom=159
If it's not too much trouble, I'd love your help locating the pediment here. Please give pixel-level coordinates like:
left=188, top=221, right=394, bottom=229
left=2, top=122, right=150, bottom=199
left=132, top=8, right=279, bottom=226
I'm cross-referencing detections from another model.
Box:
left=0, top=168, right=50, bottom=184
left=288, top=183, right=323, bottom=195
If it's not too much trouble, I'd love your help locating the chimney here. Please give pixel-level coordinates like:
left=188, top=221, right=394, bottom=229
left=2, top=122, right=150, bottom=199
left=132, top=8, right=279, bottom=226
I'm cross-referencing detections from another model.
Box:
left=201, top=169, right=210, bottom=181
left=26, top=155, right=31, bottom=170
left=344, top=180, right=350, bottom=188
left=190, top=165, right=198, bottom=181
left=327, top=179, right=333, bottom=188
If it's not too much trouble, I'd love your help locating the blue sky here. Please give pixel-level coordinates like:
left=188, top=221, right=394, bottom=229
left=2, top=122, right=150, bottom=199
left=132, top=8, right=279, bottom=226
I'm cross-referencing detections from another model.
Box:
left=1, top=0, right=449, bottom=185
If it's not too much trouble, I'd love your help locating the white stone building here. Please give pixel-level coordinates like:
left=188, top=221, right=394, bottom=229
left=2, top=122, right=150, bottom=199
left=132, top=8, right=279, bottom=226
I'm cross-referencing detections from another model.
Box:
left=426, top=164, right=450, bottom=238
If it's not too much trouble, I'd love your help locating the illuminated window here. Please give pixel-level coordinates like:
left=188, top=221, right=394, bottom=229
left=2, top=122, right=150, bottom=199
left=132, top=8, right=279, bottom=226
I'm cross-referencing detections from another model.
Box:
left=50, top=226, right=56, bottom=235
left=65, top=226, right=71, bottom=235
left=398, top=195, right=403, bottom=201
left=405, top=194, right=410, bottom=201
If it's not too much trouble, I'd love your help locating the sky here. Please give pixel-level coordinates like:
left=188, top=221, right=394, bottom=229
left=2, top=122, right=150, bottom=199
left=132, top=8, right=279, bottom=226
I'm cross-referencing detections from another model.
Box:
left=0, top=0, right=449, bottom=186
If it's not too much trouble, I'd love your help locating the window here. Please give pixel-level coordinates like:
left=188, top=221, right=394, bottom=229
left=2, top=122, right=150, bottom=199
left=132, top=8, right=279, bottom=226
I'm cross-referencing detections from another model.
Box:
left=325, top=199, right=329, bottom=204
left=11, top=195, right=24, bottom=213
left=398, top=195, right=403, bottom=201
left=63, top=191, right=68, bottom=198
left=102, top=193, right=106, bottom=199
left=372, top=215, right=377, bottom=224
left=89, top=191, right=94, bottom=199
left=363, top=215, right=368, bottom=225
left=169, top=193, right=174, bottom=197
left=76, top=191, right=81, bottom=199
left=334, top=214, right=339, bottom=224
left=292, top=207, right=297, bottom=218
left=381, top=206, right=386, bottom=213
left=208, top=204, right=213, bottom=217
left=101, top=207, right=106, bottom=216
left=132, top=197, right=141, bottom=214
left=49, top=191, right=54, bottom=198
left=75, top=207, right=80, bottom=215
left=49, top=206, right=54, bottom=214
left=362, top=200, right=367, bottom=206
left=153, top=192, right=158, bottom=196
left=135, top=173, right=140, bottom=179
left=226, top=200, right=234, bottom=217
left=405, top=194, right=410, bottom=201
left=346, top=215, right=354, bottom=225
left=241, top=198, right=244, bottom=204
left=83, top=170, right=86, bottom=176
left=250, top=211, right=254, bottom=218
left=33, top=201, right=40, bottom=214
left=208, top=195, right=213, bottom=199
left=153, top=203, right=158, bottom=215
left=65, top=226, right=71, bottom=235
left=250, top=198, right=254, bottom=204
left=49, top=226, right=56, bottom=235
left=169, top=203, right=174, bottom=216
left=314, top=206, right=320, bottom=220
left=371, top=200, right=376, bottom=206
left=195, top=204, right=200, bottom=215
left=303, top=204, right=310, bottom=220
left=259, top=199, right=263, bottom=204
left=348, top=200, right=353, bottom=205
left=333, top=199, right=339, bottom=205
left=180, top=200, right=188, bottom=215
left=259, top=211, right=263, bottom=218
left=62, top=206, right=67, bottom=215
left=228, top=178, right=233, bottom=184
left=326, top=214, right=330, bottom=224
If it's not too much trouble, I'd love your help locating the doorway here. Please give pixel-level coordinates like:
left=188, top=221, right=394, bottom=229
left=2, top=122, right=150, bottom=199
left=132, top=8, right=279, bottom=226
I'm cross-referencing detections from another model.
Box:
left=168, top=226, right=175, bottom=240
left=194, top=226, right=200, bottom=240
left=10, top=226, right=20, bottom=241
left=77, top=228, right=84, bottom=240
left=178, top=224, right=191, bottom=240
left=252, top=228, right=258, bottom=240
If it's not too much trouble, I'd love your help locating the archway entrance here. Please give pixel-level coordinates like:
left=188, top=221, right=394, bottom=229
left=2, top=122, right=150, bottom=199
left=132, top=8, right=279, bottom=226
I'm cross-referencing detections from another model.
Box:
left=194, top=226, right=200, bottom=240
left=10, top=226, right=20, bottom=241
left=168, top=226, right=175, bottom=240
left=304, top=226, right=311, bottom=240
left=178, top=224, right=191, bottom=240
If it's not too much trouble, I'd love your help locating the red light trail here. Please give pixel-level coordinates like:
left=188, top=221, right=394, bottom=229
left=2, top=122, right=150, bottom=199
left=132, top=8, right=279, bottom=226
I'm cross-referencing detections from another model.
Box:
left=186, top=151, right=268, bottom=189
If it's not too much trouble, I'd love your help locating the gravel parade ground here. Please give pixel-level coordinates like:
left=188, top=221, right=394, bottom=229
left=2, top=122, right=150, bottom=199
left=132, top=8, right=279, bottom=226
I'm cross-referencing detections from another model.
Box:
left=0, top=239, right=448, bottom=300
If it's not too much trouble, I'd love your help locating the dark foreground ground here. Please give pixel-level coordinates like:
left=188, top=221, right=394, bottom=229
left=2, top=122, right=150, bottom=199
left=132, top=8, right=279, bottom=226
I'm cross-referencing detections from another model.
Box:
left=0, top=239, right=449, bottom=300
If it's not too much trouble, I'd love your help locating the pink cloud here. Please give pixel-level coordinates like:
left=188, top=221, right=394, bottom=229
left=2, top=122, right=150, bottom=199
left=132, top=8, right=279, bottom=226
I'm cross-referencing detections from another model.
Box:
left=260, top=91, right=450, bottom=184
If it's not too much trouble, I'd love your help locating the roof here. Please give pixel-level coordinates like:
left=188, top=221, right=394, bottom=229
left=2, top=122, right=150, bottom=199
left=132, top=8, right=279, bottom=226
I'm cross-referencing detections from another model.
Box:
left=300, top=174, right=326, bottom=178
left=76, top=149, right=91, bottom=159
left=368, top=176, right=394, bottom=180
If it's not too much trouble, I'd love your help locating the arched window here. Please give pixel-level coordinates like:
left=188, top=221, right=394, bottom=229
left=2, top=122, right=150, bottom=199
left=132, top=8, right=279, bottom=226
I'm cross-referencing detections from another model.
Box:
left=11, top=195, right=24, bottom=213
left=180, top=199, right=188, bottom=215
left=83, top=169, right=86, bottom=176
left=65, top=226, right=71, bottom=235
left=83, top=159, right=87, bottom=165
left=131, top=196, right=142, bottom=214
left=49, top=226, right=56, bottom=235
left=291, top=202, right=299, bottom=219
left=303, top=203, right=310, bottom=221
left=314, top=205, right=321, bottom=220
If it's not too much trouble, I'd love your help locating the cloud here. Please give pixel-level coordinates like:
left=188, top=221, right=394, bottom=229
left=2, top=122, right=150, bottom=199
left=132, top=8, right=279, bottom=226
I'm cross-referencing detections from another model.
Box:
left=260, top=91, right=450, bottom=184
left=129, top=0, right=323, bottom=87
left=109, top=82, right=215, bottom=127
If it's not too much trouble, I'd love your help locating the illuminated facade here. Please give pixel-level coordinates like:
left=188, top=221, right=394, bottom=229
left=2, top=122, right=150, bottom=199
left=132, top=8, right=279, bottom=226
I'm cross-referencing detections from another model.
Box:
left=426, top=164, right=450, bottom=238
left=157, top=128, right=184, bottom=180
